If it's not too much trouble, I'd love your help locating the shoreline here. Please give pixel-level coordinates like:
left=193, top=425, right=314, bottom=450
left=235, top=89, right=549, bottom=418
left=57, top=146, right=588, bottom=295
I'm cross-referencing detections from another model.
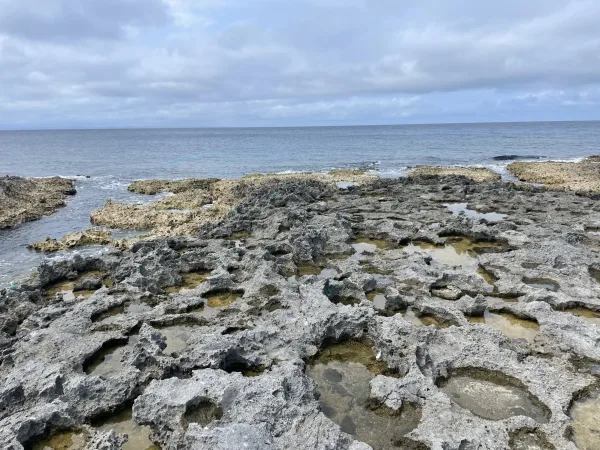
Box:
left=0, top=154, right=588, bottom=182
left=1, top=172, right=599, bottom=448
left=27, top=156, right=600, bottom=245
left=1, top=156, right=598, bottom=287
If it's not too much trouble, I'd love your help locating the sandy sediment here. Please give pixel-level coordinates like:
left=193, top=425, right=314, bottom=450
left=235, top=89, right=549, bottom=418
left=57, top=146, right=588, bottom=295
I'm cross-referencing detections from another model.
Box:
left=508, top=156, right=600, bottom=192
left=0, top=176, right=75, bottom=229
left=408, top=166, right=501, bottom=182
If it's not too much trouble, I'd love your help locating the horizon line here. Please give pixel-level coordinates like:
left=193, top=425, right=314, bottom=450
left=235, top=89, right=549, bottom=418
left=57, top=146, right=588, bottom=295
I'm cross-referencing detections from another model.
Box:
left=1, top=119, right=599, bottom=133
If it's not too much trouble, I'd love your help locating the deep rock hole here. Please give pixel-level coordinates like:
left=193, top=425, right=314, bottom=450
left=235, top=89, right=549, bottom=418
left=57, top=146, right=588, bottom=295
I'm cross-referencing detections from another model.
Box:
left=219, top=352, right=265, bottom=377
left=181, top=398, right=223, bottom=430
left=83, top=338, right=129, bottom=374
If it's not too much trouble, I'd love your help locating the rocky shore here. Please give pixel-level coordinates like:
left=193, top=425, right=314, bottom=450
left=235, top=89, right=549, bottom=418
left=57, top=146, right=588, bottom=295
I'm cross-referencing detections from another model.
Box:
left=0, top=176, right=75, bottom=229
left=408, top=166, right=501, bottom=182
left=89, top=171, right=376, bottom=237
left=2, top=170, right=600, bottom=450
left=28, top=229, right=115, bottom=253
left=508, top=156, right=600, bottom=193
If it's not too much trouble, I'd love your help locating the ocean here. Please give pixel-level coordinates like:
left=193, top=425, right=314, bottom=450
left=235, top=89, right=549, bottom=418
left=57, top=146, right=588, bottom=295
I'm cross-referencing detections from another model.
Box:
left=1, top=121, right=599, bottom=286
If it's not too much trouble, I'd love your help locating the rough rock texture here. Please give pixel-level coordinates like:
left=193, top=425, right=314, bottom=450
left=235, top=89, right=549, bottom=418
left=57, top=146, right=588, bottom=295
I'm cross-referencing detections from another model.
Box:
left=508, top=156, right=600, bottom=193
left=1, top=175, right=600, bottom=449
left=91, top=172, right=376, bottom=236
left=408, top=166, right=501, bottom=182
left=28, top=229, right=113, bottom=253
left=128, top=178, right=221, bottom=195
left=0, top=176, right=75, bottom=229
left=90, top=200, right=229, bottom=235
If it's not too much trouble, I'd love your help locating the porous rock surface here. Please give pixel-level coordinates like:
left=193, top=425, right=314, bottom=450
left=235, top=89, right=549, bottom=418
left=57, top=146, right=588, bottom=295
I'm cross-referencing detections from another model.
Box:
left=408, top=166, right=501, bottom=182
left=90, top=171, right=376, bottom=236
left=508, top=156, right=600, bottom=193
left=1, top=175, right=600, bottom=449
left=28, top=229, right=114, bottom=253
left=0, top=176, right=76, bottom=229
left=128, top=178, right=221, bottom=195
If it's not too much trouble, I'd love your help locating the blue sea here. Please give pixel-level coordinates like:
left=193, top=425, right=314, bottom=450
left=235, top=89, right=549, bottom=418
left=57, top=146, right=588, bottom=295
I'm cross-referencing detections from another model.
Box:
left=1, top=121, right=599, bottom=285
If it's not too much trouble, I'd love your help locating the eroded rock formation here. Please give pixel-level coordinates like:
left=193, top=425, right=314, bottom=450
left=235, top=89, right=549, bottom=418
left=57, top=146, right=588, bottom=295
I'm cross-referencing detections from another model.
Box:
left=0, top=176, right=75, bottom=229
left=2, top=174, right=600, bottom=449
left=508, top=156, right=600, bottom=193
left=408, top=166, right=501, bottom=182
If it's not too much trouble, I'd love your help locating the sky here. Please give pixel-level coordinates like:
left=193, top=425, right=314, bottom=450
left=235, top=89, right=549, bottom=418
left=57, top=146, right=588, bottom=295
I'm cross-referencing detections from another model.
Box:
left=0, top=0, right=599, bottom=129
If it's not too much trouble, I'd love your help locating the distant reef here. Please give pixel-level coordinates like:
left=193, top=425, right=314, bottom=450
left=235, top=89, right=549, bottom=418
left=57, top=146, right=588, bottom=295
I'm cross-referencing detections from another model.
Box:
left=492, top=154, right=546, bottom=161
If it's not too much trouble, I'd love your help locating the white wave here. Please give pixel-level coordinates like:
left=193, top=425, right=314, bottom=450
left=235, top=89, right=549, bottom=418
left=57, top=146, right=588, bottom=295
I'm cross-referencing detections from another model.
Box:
left=542, top=156, right=586, bottom=163
left=49, top=246, right=112, bottom=260
left=273, top=169, right=307, bottom=175
left=373, top=167, right=409, bottom=179
left=35, top=175, right=90, bottom=180
left=98, top=182, right=129, bottom=190
left=483, top=163, right=515, bottom=180
left=91, top=176, right=130, bottom=191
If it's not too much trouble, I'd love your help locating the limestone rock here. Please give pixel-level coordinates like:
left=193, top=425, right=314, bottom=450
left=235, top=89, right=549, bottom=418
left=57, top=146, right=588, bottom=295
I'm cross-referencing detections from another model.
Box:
left=0, top=176, right=75, bottom=229
left=2, top=174, right=600, bottom=449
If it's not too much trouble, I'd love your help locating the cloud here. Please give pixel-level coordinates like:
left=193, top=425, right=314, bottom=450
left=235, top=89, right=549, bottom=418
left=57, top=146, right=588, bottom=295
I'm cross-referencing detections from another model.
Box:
left=0, top=0, right=599, bottom=128
left=0, top=0, right=171, bottom=42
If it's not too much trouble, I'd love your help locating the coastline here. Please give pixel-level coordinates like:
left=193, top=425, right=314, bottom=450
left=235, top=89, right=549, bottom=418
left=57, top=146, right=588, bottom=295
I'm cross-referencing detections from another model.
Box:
left=1, top=162, right=600, bottom=448
left=2, top=156, right=597, bottom=286
left=19, top=157, right=589, bottom=254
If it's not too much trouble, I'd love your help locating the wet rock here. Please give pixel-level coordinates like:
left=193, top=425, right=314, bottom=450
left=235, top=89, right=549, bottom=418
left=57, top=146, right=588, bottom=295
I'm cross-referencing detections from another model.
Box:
left=438, top=367, right=550, bottom=422
left=569, top=390, right=600, bottom=449
left=73, top=277, right=103, bottom=292
left=493, top=155, right=547, bottom=161
left=86, top=429, right=128, bottom=450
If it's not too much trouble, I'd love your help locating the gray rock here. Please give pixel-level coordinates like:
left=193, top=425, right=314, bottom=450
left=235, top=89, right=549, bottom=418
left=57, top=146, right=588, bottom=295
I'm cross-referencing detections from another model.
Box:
left=431, top=285, right=462, bottom=300
left=74, top=276, right=103, bottom=292
left=2, top=175, right=600, bottom=449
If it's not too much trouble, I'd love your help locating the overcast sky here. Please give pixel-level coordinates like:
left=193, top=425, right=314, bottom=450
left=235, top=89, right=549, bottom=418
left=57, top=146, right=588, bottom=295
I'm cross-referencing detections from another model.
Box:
left=0, top=0, right=599, bottom=129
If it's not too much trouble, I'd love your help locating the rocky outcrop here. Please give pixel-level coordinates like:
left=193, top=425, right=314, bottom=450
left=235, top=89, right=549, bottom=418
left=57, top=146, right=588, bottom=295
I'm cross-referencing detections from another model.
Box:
left=128, top=178, right=220, bottom=195
left=492, top=155, right=546, bottom=161
left=90, top=200, right=229, bottom=235
left=508, top=156, right=600, bottom=193
left=28, top=229, right=113, bottom=253
left=408, top=166, right=501, bottom=182
left=0, top=176, right=75, bottom=229
left=1, top=175, right=600, bottom=449
left=91, top=172, right=376, bottom=237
